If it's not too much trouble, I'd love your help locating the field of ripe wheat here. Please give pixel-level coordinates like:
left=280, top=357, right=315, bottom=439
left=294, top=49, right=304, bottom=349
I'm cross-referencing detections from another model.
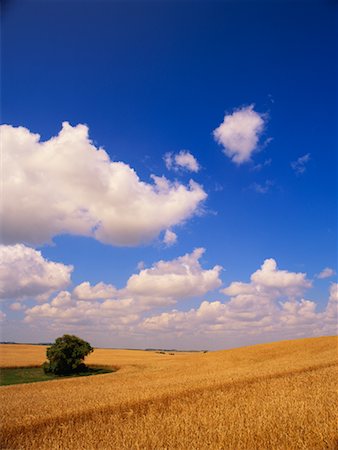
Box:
left=0, top=336, right=337, bottom=450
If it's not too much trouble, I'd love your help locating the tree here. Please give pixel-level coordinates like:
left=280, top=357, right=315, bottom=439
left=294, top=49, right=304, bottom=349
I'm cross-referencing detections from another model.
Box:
left=43, top=334, right=93, bottom=375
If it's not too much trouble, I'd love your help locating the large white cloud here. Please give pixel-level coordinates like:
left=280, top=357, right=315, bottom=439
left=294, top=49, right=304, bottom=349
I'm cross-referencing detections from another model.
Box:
left=0, top=244, right=73, bottom=301
left=222, top=258, right=311, bottom=298
left=23, top=248, right=222, bottom=325
left=140, top=299, right=270, bottom=333
left=2, top=122, right=206, bottom=246
left=213, top=105, right=265, bottom=164
left=249, top=258, right=311, bottom=294
left=140, top=262, right=336, bottom=339
left=8, top=253, right=336, bottom=346
left=125, top=248, right=222, bottom=306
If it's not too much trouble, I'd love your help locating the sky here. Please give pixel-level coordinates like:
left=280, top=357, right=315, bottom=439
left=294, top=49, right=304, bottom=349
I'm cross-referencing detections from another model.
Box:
left=1, top=0, right=337, bottom=350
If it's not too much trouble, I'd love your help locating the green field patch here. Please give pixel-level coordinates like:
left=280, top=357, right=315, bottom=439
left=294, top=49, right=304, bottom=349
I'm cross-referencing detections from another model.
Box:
left=0, top=365, right=116, bottom=386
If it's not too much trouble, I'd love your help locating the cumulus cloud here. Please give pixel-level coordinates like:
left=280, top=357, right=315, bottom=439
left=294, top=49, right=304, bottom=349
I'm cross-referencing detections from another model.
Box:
left=222, top=258, right=311, bottom=299
left=163, top=230, right=177, bottom=246
left=213, top=105, right=266, bottom=164
left=140, top=261, right=336, bottom=339
left=51, top=291, right=74, bottom=308
left=11, top=253, right=336, bottom=345
left=125, top=248, right=222, bottom=306
left=328, top=283, right=338, bottom=302
left=23, top=248, right=222, bottom=326
left=73, top=282, right=117, bottom=300
left=316, top=267, right=336, bottom=279
left=291, top=153, right=311, bottom=175
left=249, top=258, right=311, bottom=294
left=2, top=123, right=206, bottom=246
left=0, top=244, right=73, bottom=301
left=141, top=296, right=322, bottom=335
left=164, top=150, right=200, bottom=173
left=24, top=298, right=140, bottom=332
left=326, top=283, right=338, bottom=319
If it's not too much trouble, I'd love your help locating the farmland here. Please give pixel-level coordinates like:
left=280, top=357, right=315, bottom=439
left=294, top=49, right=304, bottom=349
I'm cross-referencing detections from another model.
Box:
left=0, top=335, right=337, bottom=449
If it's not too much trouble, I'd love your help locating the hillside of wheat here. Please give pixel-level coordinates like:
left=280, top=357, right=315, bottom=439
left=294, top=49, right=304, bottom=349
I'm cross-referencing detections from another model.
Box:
left=0, top=335, right=337, bottom=450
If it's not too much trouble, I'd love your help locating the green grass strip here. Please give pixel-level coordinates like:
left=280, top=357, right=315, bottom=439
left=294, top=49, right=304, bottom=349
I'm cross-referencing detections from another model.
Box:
left=0, top=366, right=115, bottom=386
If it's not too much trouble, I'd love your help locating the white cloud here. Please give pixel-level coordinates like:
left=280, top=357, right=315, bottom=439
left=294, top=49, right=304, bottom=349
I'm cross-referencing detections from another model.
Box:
left=222, top=258, right=311, bottom=299
left=125, top=248, right=222, bottom=306
left=24, top=299, right=140, bottom=332
left=73, top=282, right=117, bottom=300
left=291, top=153, right=311, bottom=175
left=164, top=150, right=200, bottom=173
left=51, top=291, right=73, bottom=308
left=213, top=105, right=266, bottom=164
left=175, top=151, right=200, bottom=172
left=140, top=262, right=336, bottom=340
left=249, top=258, right=311, bottom=294
left=328, top=283, right=338, bottom=302
left=250, top=180, right=273, bottom=194
left=164, top=153, right=173, bottom=170
left=2, top=123, right=206, bottom=246
left=163, top=230, right=177, bottom=246
left=140, top=298, right=270, bottom=333
left=0, top=244, right=73, bottom=301
left=221, top=281, right=256, bottom=297
left=23, top=248, right=222, bottom=326
left=317, top=267, right=336, bottom=279
left=251, top=158, right=272, bottom=171
left=326, top=283, right=338, bottom=319
left=13, top=254, right=337, bottom=346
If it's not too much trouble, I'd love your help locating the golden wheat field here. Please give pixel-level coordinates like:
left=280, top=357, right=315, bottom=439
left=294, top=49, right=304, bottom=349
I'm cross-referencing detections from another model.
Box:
left=0, top=335, right=337, bottom=450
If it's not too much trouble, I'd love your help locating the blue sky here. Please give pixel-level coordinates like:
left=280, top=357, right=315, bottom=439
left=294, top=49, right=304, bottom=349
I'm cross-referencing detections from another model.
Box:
left=1, top=0, right=337, bottom=349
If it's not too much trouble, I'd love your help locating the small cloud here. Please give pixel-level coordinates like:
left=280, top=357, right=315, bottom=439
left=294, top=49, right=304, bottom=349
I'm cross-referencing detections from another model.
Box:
left=163, top=153, right=173, bottom=170
left=262, top=137, right=273, bottom=148
left=10, top=302, right=26, bottom=311
left=137, top=261, right=145, bottom=271
left=251, top=158, right=272, bottom=172
left=73, top=281, right=117, bottom=300
left=164, top=150, right=200, bottom=173
left=213, top=105, right=267, bottom=164
left=250, top=180, right=274, bottom=194
left=316, top=267, right=336, bottom=279
left=291, top=153, right=311, bottom=175
left=214, top=182, right=224, bottom=192
left=163, top=229, right=177, bottom=247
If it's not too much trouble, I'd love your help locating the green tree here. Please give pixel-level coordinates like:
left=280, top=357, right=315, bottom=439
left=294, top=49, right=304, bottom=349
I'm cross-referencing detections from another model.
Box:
left=43, top=334, right=93, bottom=375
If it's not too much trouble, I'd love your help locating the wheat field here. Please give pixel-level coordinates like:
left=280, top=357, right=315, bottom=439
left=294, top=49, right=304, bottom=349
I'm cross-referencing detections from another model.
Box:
left=0, top=336, right=337, bottom=450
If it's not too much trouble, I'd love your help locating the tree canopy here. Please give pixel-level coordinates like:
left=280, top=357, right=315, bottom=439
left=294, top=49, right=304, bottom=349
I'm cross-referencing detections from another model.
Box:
left=43, top=334, right=93, bottom=375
